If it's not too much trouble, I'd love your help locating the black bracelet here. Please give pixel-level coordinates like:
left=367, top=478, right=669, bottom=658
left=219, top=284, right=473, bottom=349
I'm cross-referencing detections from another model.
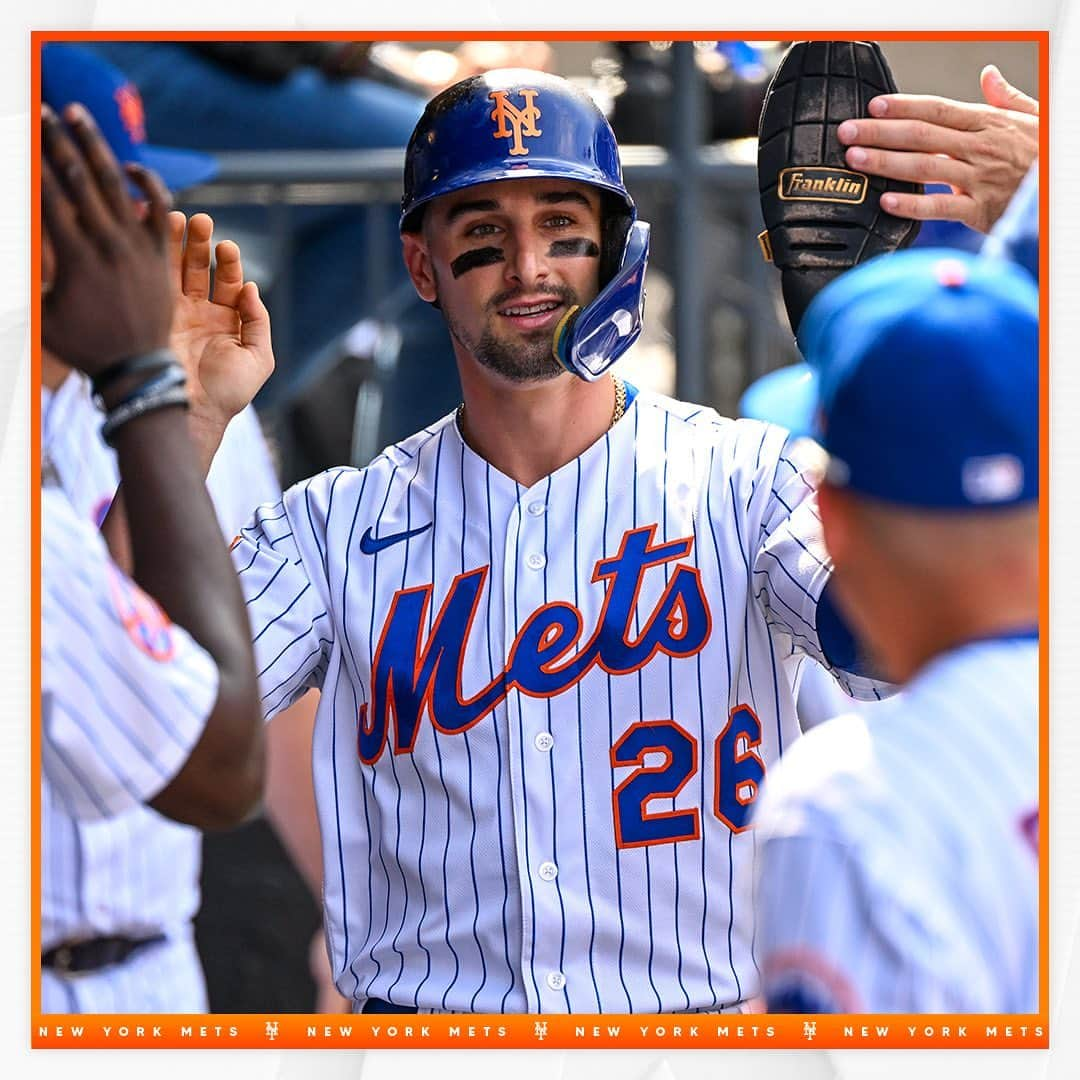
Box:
left=101, top=385, right=190, bottom=447
left=91, top=348, right=178, bottom=399
left=114, top=362, right=188, bottom=406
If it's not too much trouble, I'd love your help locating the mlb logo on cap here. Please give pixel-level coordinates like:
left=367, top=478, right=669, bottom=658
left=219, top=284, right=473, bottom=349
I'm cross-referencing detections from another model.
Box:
left=962, top=454, right=1025, bottom=504
left=759, top=248, right=1039, bottom=510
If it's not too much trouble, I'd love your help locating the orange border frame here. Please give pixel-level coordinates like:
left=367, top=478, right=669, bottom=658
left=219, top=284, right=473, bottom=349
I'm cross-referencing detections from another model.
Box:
left=30, top=28, right=1051, bottom=1051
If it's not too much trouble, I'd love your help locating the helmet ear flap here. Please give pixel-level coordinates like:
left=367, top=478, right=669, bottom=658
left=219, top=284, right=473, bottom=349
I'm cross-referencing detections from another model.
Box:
left=601, top=193, right=634, bottom=287
left=553, top=219, right=650, bottom=382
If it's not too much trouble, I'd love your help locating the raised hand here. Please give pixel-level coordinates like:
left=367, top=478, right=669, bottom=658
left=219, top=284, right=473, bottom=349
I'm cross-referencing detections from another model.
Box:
left=41, top=102, right=173, bottom=376
left=836, top=66, right=1039, bottom=233
left=167, top=211, right=275, bottom=438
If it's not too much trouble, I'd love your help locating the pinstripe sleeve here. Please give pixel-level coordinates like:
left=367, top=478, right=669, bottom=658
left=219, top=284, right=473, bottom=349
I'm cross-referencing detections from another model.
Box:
left=42, top=490, right=219, bottom=821
left=230, top=487, right=332, bottom=721
left=755, top=832, right=872, bottom=1013
left=752, top=433, right=888, bottom=699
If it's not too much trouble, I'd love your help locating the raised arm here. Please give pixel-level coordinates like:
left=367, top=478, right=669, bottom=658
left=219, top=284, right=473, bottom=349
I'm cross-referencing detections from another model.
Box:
left=41, top=101, right=264, bottom=828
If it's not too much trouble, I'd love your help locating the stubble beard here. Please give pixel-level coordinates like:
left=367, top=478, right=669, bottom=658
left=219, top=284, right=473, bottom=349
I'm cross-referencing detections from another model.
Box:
left=439, top=277, right=573, bottom=384
left=468, top=324, right=565, bottom=384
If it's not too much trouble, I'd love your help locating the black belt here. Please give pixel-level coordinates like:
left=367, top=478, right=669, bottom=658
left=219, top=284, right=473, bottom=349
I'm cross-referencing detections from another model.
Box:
left=41, top=934, right=167, bottom=974
left=362, top=997, right=419, bottom=1014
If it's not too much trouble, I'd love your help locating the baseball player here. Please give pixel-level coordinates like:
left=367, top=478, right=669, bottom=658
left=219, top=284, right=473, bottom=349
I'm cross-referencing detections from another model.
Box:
left=161, top=68, right=895, bottom=1015
left=42, top=279, right=281, bottom=1016
left=40, top=98, right=265, bottom=1010
left=39, top=45, right=339, bottom=1014
left=751, top=247, right=1039, bottom=1012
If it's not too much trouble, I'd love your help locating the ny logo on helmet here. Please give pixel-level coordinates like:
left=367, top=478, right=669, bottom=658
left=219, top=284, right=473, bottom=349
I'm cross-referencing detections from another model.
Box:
left=489, top=89, right=542, bottom=156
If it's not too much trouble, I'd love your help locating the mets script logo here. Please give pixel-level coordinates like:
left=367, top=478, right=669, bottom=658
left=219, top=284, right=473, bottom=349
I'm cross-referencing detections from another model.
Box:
left=357, top=525, right=711, bottom=763
left=489, top=89, right=542, bottom=156
left=778, top=167, right=867, bottom=204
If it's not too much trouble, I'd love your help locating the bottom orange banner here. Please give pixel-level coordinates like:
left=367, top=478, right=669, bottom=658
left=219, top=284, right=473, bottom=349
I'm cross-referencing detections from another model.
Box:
left=31, top=1013, right=1048, bottom=1050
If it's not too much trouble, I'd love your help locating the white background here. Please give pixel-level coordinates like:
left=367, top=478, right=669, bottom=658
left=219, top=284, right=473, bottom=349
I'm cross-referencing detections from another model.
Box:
left=9, top=2, right=1077, bottom=1078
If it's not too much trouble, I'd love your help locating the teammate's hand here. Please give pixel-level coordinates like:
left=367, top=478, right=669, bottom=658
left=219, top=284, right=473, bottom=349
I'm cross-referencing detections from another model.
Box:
left=167, top=211, right=275, bottom=438
left=836, top=66, right=1039, bottom=233
left=41, top=102, right=173, bottom=376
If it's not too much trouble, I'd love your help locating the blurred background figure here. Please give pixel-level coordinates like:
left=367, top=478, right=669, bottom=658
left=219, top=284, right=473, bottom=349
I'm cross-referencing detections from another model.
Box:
left=41, top=44, right=342, bottom=1014
left=40, top=88, right=265, bottom=1012
left=751, top=247, right=1039, bottom=1013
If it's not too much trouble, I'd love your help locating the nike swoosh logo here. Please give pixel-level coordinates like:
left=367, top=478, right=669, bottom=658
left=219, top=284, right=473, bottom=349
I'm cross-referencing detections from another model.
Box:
left=359, top=522, right=432, bottom=555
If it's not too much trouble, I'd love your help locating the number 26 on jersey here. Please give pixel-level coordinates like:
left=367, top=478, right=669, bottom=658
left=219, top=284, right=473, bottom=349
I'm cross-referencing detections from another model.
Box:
left=611, top=705, right=765, bottom=848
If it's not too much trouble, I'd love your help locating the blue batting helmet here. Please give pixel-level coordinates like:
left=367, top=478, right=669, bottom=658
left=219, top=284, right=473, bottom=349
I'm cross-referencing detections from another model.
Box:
left=400, top=68, right=650, bottom=381
left=401, top=68, right=632, bottom=230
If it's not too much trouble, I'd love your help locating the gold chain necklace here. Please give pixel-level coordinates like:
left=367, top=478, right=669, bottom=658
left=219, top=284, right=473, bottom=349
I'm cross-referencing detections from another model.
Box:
left=457, top=373, right=626, bottom=438
left=610, top=372, right=627, bottom=427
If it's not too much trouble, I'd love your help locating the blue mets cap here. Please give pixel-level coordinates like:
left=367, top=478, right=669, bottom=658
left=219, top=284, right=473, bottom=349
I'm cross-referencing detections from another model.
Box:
left=42, top=44, right=218, bottom=193
left=744, top=248, right=1039, bottom=509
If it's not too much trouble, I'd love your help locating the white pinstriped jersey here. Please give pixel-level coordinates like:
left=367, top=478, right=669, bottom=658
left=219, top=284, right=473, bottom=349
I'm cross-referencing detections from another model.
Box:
left=42, top=485, right=219, bottom=1012
left=232, top=389, right=883, bottom=1013
left=42, top=486, right=219, bottom=823
left=40, top=372, right=281, bottom=1013
left=753, top=635, right=1038, bottom=1013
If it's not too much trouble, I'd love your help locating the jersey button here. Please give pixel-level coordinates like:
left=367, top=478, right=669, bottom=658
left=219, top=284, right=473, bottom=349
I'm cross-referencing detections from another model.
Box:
left=534, top=732, right=554, bottom=752
left=526, top=552, right=547, bottom=571
left=538, top=860, right=558, bottom=881
left=527, top=501, right=547, bottom=516
left=546, top=971, right=566, bottom=991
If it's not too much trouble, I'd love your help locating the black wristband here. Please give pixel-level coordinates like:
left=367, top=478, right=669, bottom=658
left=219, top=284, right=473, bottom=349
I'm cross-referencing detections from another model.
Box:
left=101, top=385, right=190, bottom=447
left=91, top=348, right=178, bottom=399
left=114, top=363, right=187, bottom=407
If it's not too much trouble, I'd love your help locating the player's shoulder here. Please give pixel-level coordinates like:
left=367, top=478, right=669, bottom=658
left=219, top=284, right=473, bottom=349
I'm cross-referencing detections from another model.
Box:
left=631, top=387, right=733, bottom=436
left=42, top=484, right=101, bottom=564
left=633, top=388, right=809, bottom=466
left=753, top=711, right=878, bottom=839
left=373, top=411, right=458, bottom=471
left=893, top=635, right=1038, bottom=742
left=42, top=486, right=148, bottom=639
left=925, top=633, right=1038, bottom=682
left=279, top=413, right=457, bottom=515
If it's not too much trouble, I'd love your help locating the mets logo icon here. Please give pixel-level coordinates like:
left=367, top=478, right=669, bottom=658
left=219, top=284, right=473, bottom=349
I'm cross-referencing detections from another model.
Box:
left=489, top=89, right=542, bottom=156
left=106, top=564, right=175, bottom=662
left=778, top=166, right=867, bottom=204
left=113, top=83, right=147, bottom=145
